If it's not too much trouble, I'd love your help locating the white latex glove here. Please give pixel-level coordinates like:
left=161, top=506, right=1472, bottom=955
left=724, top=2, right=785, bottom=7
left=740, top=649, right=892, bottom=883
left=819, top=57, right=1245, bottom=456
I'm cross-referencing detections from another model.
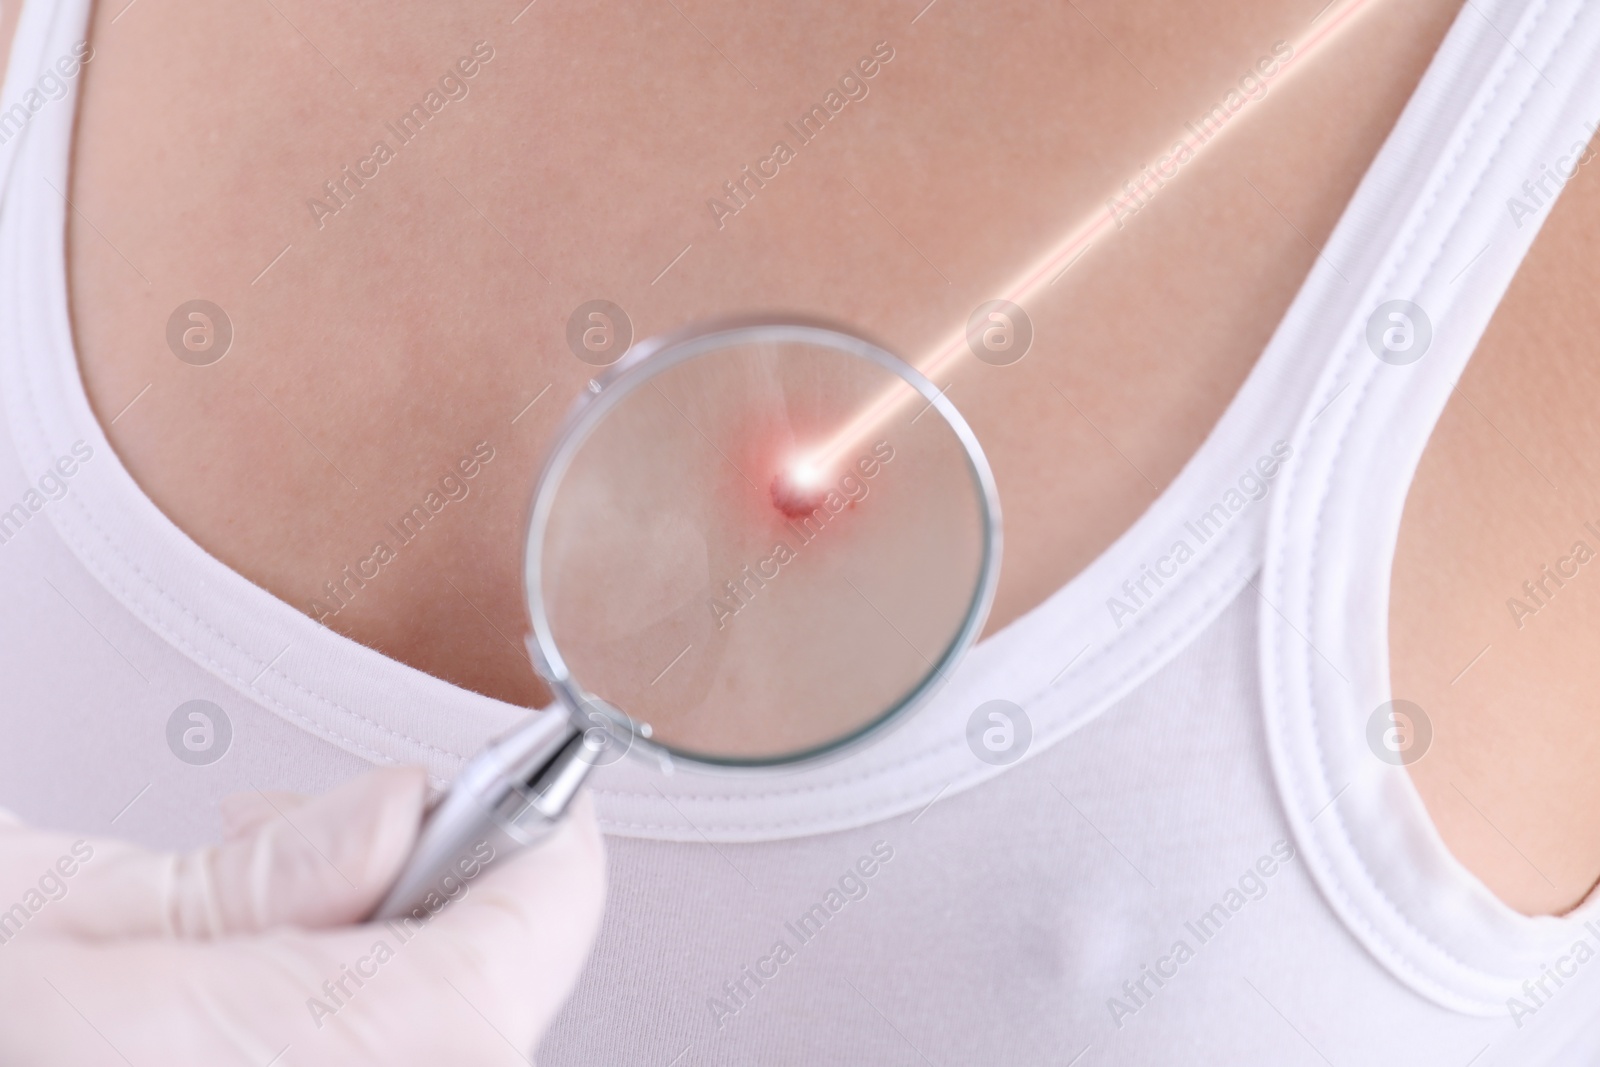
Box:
left=0, top=767, right=606, bottom=1065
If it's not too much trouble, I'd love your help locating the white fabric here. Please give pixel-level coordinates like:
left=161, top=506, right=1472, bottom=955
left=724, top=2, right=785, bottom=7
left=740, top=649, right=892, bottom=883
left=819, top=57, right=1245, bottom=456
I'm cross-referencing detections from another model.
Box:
left=1262, top=0, right=1600, bottom=1018
left=0, top=0, right=1597, bottom=1060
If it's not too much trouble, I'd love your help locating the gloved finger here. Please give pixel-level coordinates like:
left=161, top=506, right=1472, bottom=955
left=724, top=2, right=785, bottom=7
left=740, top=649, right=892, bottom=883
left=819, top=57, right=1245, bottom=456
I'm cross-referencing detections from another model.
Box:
left=219, top=789, right=314, bottom=841
left=393, top=790, right=608, bottom=1046
left=0, top=767, right=427, bottom=941
left=0, top=793, right=607, bottom=1066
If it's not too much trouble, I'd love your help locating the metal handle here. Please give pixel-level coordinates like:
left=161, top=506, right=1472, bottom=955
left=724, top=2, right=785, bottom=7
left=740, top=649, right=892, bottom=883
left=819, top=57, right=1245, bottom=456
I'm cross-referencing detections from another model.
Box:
left=371, top=710, right=597, bottom=923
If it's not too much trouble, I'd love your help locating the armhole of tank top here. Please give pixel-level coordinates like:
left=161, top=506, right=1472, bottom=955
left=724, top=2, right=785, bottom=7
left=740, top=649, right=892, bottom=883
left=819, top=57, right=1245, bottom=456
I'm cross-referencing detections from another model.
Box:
left=1259, top=0, right=1600, bottom=1018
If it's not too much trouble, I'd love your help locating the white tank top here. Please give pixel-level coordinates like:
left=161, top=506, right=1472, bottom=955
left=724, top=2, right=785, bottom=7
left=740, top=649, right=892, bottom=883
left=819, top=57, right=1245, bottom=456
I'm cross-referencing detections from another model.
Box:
left=3, top=0, right=1599, bottom=1062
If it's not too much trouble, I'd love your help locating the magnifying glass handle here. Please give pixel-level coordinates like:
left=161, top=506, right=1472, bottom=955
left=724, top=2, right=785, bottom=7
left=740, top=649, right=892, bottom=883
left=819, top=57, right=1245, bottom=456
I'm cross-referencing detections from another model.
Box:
left=371, top=710, right=595, bottom=923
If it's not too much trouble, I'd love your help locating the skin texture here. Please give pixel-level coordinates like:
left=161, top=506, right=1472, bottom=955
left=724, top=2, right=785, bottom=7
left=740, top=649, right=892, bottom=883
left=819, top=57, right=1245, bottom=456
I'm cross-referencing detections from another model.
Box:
left=1390, top=147, right=1600, bottom=917
left=50, top=0, right=1595, bottom=916
left=65, top=0, right=1462, bottom=692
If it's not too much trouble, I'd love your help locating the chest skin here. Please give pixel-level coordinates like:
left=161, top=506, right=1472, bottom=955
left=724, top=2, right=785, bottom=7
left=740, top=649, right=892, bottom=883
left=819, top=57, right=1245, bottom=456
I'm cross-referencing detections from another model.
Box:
left=64, top=0, right=1460, bottom=702
left=64, top=0, right=1597, bottom=917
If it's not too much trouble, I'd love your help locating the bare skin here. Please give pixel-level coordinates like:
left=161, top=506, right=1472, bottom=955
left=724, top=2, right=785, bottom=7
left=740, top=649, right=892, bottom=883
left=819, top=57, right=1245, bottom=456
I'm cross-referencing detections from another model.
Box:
left=56, top=0, right=1589, bottom=915
left=1390, top=144, right=1600, bottom=917
left=64, top=0, right=1462, bottom=691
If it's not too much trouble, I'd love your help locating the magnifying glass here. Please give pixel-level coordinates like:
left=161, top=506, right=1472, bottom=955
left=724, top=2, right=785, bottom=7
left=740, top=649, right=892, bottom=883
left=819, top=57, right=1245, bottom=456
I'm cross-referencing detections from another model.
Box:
left=374, top=319, right=1001, bottom=922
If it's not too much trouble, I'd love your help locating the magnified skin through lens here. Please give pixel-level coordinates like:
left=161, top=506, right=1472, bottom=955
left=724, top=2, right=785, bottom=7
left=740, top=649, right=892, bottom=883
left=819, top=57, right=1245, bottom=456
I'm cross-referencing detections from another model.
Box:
left=537, top=334, right=988, bottom=763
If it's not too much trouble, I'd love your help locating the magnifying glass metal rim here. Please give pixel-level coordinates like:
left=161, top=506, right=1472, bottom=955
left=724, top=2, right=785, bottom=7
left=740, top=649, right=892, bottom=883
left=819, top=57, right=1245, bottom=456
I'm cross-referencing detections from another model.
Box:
left=373, top=316, right=1003, bottom=921
left=521, top=315, right=1004, bottom=773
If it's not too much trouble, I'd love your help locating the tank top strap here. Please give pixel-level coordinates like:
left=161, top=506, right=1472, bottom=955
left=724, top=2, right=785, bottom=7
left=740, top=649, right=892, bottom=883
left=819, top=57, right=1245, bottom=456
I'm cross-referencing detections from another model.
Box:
left=1261, top=0, right=1600, bottom=1014
left=0, top=0, right=92, bottom=206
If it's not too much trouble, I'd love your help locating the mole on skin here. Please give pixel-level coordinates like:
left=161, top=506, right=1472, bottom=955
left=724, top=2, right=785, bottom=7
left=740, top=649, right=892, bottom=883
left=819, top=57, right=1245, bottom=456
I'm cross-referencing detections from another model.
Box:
left=769, top=466, right=827, bottom=519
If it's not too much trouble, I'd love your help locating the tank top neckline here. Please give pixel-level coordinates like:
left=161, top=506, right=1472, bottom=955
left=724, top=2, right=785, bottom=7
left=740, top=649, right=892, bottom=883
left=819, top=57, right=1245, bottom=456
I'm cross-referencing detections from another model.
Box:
left=8, top=0, right=1600, bottom=1017
left=0, top=0, right=1290, bottom=843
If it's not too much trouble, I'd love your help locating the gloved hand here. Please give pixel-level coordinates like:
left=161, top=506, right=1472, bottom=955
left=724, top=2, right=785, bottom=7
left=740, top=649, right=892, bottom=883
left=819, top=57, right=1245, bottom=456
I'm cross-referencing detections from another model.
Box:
left=0, top=766, right=606, bottom=1065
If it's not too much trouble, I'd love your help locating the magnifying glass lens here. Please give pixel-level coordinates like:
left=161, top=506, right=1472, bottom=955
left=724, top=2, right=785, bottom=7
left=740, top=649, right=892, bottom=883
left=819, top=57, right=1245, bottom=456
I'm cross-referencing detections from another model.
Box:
left=535, top=327, right=992, bottom=764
